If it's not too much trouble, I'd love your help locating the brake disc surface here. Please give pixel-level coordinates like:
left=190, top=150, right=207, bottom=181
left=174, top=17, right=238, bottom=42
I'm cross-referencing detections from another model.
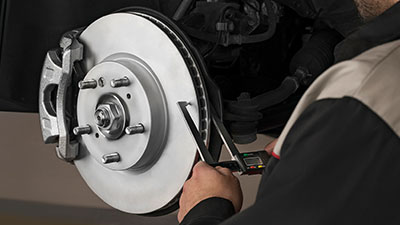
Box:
left=74, top=9, right=209, bottom=214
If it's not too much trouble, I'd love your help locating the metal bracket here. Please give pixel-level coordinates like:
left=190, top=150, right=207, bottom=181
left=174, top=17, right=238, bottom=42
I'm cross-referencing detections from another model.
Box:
left=39, top=30, right=84, bottom=162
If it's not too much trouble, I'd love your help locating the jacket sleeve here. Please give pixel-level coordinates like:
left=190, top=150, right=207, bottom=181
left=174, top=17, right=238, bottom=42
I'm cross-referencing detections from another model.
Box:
left=180, top=97, right=400, bottom=225
left=179, top=197, right=236, bottom=225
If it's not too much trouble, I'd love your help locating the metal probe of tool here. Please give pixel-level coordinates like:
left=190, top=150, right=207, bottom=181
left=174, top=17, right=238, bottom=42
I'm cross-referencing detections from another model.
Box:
left=178, top=101, right=270, bottom=175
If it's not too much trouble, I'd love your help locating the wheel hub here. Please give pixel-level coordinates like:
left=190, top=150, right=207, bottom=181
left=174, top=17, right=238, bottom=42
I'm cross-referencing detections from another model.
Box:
left=77, top=53, right=170, bottom=171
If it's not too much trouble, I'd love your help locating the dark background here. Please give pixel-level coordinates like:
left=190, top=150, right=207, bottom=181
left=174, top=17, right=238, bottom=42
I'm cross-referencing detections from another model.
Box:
left=0, top=0, right=361, bottom=112
left=0, top=0, right=180, bottom=112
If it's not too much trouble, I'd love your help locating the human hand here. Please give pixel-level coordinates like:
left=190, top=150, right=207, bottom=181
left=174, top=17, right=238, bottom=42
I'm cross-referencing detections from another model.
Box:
left=264, top=138, right=278, bottom=155
left=178, top=161, right=243, bottom=223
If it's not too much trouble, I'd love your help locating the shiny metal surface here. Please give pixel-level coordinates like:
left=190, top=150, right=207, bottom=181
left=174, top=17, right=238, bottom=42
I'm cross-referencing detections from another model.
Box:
left=102, top=153, right=121, bottom=164
left=94, top=95, right=127, bottom=140
left=78, top=79, right=97, bottom=89
left=178, top=102, right=214, bottom=164
left=56, top=32, right=83, bottom=161
left=75, top=12, right=209, bottom=214
left=73, top=125, right=92, bottom=136
left=125, top=124, right=145, bottom=135
left=94, top=107, right=111, bottom=128
left=77, top=55, right=168, bottom=172
left=39, top=51, right=62, bottom=144
left=111, top=77, right=131, bottom=88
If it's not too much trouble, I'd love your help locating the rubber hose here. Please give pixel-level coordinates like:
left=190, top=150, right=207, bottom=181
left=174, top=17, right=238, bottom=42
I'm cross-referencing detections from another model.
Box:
left=253, top=76, right=299, bottom=110
left=290, top=30, right=343, bottom=80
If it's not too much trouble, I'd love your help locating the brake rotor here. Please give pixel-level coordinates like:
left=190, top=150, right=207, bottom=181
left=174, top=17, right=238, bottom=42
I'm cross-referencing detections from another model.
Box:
left=74, top=8, right=210, bottom=215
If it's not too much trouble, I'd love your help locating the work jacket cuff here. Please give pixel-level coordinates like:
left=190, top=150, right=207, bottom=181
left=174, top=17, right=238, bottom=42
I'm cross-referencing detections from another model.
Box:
left=180, top=197, right=236, bottom=225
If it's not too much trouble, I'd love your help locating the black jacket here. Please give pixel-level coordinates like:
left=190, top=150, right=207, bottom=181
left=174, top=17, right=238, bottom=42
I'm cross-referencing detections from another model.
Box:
left=181, top=2, right=400, bottom=225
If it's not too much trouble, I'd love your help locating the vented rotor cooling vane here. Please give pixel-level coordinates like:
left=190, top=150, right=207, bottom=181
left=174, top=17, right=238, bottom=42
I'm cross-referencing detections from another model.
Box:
left=39, top=8, right=210, bottom=215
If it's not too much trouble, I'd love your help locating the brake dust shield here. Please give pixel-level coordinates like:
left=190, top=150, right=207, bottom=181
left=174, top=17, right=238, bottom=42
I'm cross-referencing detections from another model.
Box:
left=74, top=9, right=210, bottom=215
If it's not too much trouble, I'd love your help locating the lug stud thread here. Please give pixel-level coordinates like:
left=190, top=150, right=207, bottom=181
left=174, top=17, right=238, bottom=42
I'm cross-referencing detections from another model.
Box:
left=111, top=77, right=130, bottom=88
left=125, top=124, right=145, bottom=135
left=78, top=79, right=97, bottom=89
left=73, top=125, right=92, bottom=136
left=102, top=152, right=121, bottom=164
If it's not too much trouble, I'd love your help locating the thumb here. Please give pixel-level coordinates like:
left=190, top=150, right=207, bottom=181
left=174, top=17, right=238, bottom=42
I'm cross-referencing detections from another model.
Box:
left=264, top=138, right=278, bottom=155
left=192, top=161, right=214, bottom=175
left=215, top=166, right=233, bottom=176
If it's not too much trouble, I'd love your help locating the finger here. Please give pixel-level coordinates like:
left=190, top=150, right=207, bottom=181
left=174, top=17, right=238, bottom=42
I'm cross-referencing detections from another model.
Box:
left=178, top=194, right=188, bottom=222
left=177, top=209, right=184, bottom=223
left=264, top=138, right=278, bottom=155
left=194, top=161, right=210, bottom=170
left=215, top=166, right=233, bottom=176
left=182, top=180, right=191, bottom=192
left=192, top=161, right=214, bottom=175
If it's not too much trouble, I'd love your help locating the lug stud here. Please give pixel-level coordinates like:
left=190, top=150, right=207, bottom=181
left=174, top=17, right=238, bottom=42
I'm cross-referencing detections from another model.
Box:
left=102, top=152, right=121, bottom=164
left=111, top=77, right=130, bottom=88
left=73, top=125, right=92, bottom=136
left=78, top=79, right=97, bottom=89
left=125, top=124, right=145, bottom=135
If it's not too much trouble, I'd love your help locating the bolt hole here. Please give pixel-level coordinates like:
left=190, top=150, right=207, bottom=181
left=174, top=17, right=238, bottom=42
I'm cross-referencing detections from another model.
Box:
left=95, top=133, right=100, bottom=138
left=127, top=93, right=131, bottom=99
left=98, top=78, right=105, bottom=87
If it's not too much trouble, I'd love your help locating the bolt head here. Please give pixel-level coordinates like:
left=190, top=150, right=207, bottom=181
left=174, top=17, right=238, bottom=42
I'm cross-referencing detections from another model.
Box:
left=95, top=108, right=110, bottom=127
